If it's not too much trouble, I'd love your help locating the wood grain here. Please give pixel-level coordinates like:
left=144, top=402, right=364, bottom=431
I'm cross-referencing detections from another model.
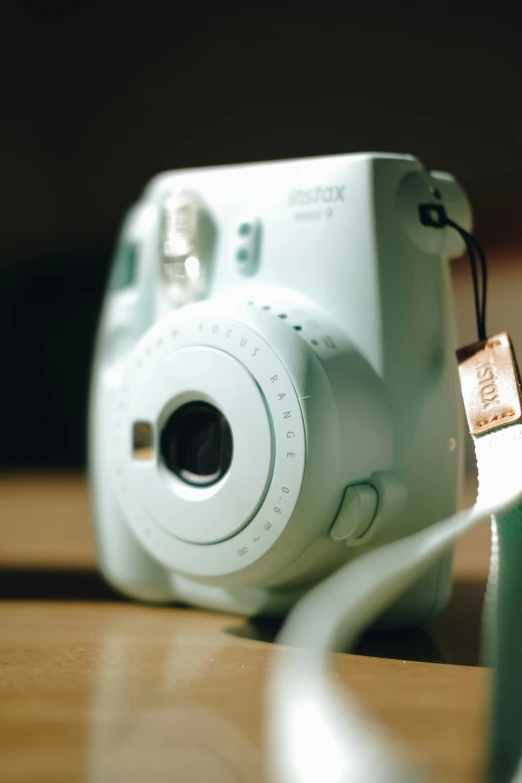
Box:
left=0, top=475, right=492, bottom=782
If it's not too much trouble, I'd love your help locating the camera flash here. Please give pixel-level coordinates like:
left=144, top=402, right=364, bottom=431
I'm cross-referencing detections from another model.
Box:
left=160, top=191, right=215, bottom=305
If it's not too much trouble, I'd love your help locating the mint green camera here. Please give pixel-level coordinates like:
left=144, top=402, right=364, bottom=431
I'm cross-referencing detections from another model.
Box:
left=89, top=153, right=470, bottom=624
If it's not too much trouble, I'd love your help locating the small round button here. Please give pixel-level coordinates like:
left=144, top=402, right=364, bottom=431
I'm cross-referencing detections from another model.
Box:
left=238, top=222, right=252, bottom=236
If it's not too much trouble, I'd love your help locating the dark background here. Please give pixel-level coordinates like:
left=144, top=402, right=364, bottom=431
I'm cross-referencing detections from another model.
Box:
left=2, top=2, right=521, bottom=468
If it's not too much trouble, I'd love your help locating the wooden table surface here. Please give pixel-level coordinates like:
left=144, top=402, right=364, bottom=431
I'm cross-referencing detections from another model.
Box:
left=0, top=474, right=492, bottom=783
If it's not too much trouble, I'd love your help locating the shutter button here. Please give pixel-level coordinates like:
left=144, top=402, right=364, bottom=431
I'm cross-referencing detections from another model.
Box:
left=329, top=484, right=379, bottom=542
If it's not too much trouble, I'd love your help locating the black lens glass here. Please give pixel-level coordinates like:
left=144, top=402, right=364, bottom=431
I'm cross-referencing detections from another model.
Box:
left=160, top=402, right=233, bottom=486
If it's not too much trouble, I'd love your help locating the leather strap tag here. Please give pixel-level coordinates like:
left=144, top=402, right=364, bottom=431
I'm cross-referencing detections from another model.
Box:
left=457, top=332, right=522, bottom=436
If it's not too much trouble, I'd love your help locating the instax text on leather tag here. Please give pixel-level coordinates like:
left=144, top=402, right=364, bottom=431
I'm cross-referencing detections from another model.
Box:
left=456, top=332, right=522, bottom=436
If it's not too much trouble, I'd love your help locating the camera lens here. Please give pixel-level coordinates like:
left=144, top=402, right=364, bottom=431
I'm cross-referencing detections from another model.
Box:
left=160, top=402, right=233, bottom=487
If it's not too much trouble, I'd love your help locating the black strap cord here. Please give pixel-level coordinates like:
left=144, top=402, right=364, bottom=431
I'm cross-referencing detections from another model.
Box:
left=419, top=203, right=488, bottom=343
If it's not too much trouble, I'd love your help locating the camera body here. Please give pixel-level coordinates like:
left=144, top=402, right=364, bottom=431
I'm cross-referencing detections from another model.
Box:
left=89, top=153, right=470, bottom=624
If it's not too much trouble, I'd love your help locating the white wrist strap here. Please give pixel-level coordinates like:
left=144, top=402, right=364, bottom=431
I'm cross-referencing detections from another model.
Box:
left=267, top=422, right=522, bottom=783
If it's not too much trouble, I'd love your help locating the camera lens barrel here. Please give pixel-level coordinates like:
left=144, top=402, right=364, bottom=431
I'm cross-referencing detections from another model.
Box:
left=111, top=297, right=389, bottom=584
